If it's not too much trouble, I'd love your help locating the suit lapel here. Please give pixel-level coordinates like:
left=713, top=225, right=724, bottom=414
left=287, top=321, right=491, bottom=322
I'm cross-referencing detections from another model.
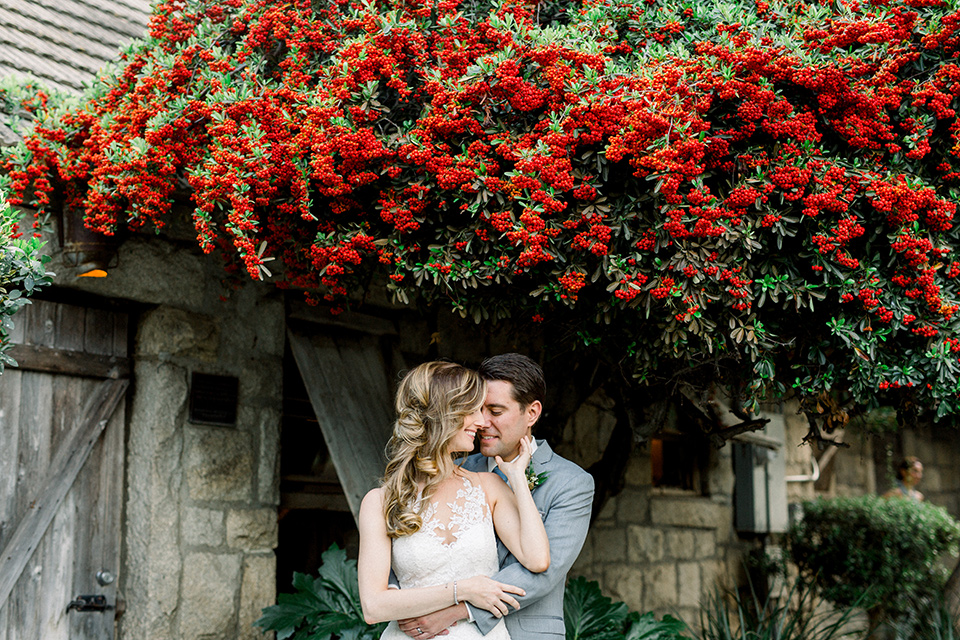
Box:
left=530, top=439, right=553, bottom=505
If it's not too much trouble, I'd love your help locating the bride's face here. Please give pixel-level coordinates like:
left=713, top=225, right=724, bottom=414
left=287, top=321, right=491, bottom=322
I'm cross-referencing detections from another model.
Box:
left=450, top=408, right=483, bottom=453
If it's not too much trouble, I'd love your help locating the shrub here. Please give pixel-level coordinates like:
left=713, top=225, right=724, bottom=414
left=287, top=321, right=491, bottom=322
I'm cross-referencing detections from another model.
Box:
left=9, top=0, right=960, bottom=423
left=0, top=188, right=52, bottom=373
left=563, top=576, right=689, bottom=640
left=787, top=495, right=960, bottom=620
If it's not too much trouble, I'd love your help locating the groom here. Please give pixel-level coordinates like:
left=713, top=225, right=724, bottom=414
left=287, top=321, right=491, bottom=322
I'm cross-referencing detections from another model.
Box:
left=398, top=353, right=595, bottom=639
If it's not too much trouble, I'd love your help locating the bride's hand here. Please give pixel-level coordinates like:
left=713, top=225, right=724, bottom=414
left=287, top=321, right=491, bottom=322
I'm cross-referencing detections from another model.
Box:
left=494, top=435, right=533, bottom=488
left=458, top=575, right=525, bottom=618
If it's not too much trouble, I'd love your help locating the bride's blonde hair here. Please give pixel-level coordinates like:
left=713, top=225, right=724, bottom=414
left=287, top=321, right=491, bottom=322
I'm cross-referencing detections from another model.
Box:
left=381, top=361, right=485, bottom=538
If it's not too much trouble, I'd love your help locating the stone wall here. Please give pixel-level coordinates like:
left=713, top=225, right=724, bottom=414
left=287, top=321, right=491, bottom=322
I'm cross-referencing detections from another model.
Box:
left=781, top=402, right=960, bottom=517
left=47, top=235, right=284, bottom=640
left=900, top=425, right=960, bottom=514
left=556, top=391, right=746, bottom=624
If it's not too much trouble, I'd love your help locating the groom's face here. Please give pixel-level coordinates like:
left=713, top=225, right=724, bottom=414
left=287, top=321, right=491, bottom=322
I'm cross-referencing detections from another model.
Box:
left=479, top=380, right=540, bottom=462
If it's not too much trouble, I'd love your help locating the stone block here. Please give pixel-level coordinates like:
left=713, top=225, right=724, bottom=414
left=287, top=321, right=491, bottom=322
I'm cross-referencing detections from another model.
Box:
left=227, top=508, right=279, bottom=550
left=935, top=443, right=956, bottom=467
left=706, top=446, right=736, bottom=497
left=219, top=282, right=282, bottom=357
left=136, top=306, right=220, bottom=361
left=183, top=507, right=225, bottom=547
left=574, top=531, right=594, bottom=570
left=256, top=408, right=282, bottom=505
left=594, top=528, right=626, bottom=563
left=678, top=562, right=701, bottom=608
left=122, top=361, right=187, bottom=639
left=693, top=531, right=717, bottom=559
left=665, top=530, right=695, bottom=560
left=185, top=428, right=255, bottom=501
left=902, top=430, right=918, bottom=456
left=624, top=451, right=652, bottom=488
left=54, top=237, right=206, bottom=309
left=180, top=552, right=242, bottom=638
left=642, top=564, right=678, bottom=611
left=250, top=295, right=285, bottom=357
left=615, top=488, right=649, bottom=524
left=701, top=559, right=727, bottom=593
left=627, top=526, right=663, bottom=563
left=238, top=363, right=284, bottom=411
left=604, top=565, right=644, bottom=611
left=650, top=497, right=724, bottom=529
left=596, top=495, right=617, bottom=523
left=916, top=438, right=935, bottom=466
left=572, top=404, right=601, bottom=467
left=238, top=554, right=277, bottom=640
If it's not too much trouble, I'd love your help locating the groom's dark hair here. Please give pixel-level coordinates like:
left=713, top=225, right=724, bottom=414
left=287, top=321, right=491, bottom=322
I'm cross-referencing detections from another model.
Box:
left=478, top=353, right=545, bottom=410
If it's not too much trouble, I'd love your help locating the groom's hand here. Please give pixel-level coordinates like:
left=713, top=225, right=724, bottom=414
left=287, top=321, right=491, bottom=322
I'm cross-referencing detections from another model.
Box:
left=398, top=603, right=468, bottom=639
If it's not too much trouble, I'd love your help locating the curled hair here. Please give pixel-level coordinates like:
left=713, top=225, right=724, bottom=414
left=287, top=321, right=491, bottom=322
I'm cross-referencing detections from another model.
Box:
left=381, top=361, right=486, bottom=538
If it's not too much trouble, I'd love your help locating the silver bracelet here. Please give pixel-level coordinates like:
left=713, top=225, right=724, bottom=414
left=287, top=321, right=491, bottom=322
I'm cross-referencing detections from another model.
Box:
left=453, top=580, right=459, bottom=605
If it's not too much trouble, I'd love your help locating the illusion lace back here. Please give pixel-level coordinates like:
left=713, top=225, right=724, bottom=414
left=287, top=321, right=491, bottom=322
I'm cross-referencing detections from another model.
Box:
left=380, top=474, right=510, bottom=639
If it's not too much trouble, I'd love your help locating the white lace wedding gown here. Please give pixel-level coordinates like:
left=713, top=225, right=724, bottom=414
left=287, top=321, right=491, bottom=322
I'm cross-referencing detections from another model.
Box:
left=379, top=475, right=511, bottom=639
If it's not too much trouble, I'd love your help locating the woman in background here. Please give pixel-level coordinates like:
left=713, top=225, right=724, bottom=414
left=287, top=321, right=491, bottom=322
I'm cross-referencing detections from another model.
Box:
left=883, top=456, right=924, bottom=501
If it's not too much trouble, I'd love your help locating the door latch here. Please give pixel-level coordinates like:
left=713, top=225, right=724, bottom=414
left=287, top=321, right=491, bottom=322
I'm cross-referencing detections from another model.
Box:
left=66, top=595, right=112, bottom=613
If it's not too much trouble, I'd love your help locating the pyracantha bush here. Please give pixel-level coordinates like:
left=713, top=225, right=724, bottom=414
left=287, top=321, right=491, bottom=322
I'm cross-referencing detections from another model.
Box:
left=7, top=0, right=960, bottom=421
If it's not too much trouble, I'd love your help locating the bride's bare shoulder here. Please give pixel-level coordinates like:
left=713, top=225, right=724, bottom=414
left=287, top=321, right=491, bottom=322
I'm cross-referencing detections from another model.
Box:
left=361, top=486, right=385, bottom=509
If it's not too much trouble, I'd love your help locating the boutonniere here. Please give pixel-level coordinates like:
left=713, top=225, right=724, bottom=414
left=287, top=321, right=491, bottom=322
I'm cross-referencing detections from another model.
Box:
left=526, top=461, right=548, bottom=491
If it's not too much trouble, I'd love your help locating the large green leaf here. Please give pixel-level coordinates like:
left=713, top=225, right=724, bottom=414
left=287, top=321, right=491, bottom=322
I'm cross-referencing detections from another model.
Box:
left=563, top=576, right=630, bottom=640
left=317, top=545, right=365, bottom=618
left=253, top=544, right=385, bottom=640
left=624, top=612, right=690, bottom=640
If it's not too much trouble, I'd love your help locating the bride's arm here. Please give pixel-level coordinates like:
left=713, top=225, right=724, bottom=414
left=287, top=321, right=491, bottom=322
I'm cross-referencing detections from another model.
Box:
left=486, top=438, right=551, bottom=573
left=357, top=488, right=526, bottom=624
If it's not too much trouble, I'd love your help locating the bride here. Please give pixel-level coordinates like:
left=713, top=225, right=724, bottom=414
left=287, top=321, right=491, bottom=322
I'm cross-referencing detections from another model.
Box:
left=359, top=361, right=550, bottom=639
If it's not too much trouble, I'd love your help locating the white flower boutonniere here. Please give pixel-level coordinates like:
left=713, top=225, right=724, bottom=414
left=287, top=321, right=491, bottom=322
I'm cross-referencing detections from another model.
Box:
left=526, top=461, right=548, bottom=491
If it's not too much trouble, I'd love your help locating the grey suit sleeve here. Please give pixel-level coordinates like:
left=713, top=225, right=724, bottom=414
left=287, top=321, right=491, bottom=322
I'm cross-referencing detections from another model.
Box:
left=468, top=472, right=595, bottom=635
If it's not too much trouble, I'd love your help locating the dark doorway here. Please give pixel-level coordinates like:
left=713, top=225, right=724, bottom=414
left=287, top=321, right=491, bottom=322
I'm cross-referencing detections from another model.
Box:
left=275, top=340, right=359, bottom=595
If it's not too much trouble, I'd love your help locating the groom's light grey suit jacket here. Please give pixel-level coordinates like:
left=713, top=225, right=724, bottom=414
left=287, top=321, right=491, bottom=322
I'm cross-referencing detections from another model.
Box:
left=461, top=440, right=594, bottom=639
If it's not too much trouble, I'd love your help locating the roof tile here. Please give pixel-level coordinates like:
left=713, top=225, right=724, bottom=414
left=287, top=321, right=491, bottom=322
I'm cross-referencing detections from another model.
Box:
left=0, top=0, right=150, bottom=93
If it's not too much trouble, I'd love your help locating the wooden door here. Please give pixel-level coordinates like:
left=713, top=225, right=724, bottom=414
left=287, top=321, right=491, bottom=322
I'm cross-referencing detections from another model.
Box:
left=0, top=299, right=129, bottom=640
left=288, top=330, right=396, bottom=521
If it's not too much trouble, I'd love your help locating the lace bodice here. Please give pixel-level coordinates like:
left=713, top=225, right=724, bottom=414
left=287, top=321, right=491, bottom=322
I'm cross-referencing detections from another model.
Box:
left=381, top=473, right=510, bottom=640
left=391, top=474, right=500, bottom=589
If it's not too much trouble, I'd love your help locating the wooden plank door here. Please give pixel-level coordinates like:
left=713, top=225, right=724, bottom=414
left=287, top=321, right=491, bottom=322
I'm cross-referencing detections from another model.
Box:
left=288, top=330, right=395, bottom=521
left=0, top=299, right=129, bottom=640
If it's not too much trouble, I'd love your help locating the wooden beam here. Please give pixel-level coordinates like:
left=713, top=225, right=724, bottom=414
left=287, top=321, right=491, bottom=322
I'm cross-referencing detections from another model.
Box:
left=0, top=378, right=128, bottom=609
left=6, top=344, right=130, bottom=379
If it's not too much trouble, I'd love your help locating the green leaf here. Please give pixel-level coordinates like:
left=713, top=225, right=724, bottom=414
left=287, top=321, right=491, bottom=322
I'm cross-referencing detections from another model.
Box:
left=563, top=577, right=630, bottom=640
left=624, top=612, right=689, bottom=640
